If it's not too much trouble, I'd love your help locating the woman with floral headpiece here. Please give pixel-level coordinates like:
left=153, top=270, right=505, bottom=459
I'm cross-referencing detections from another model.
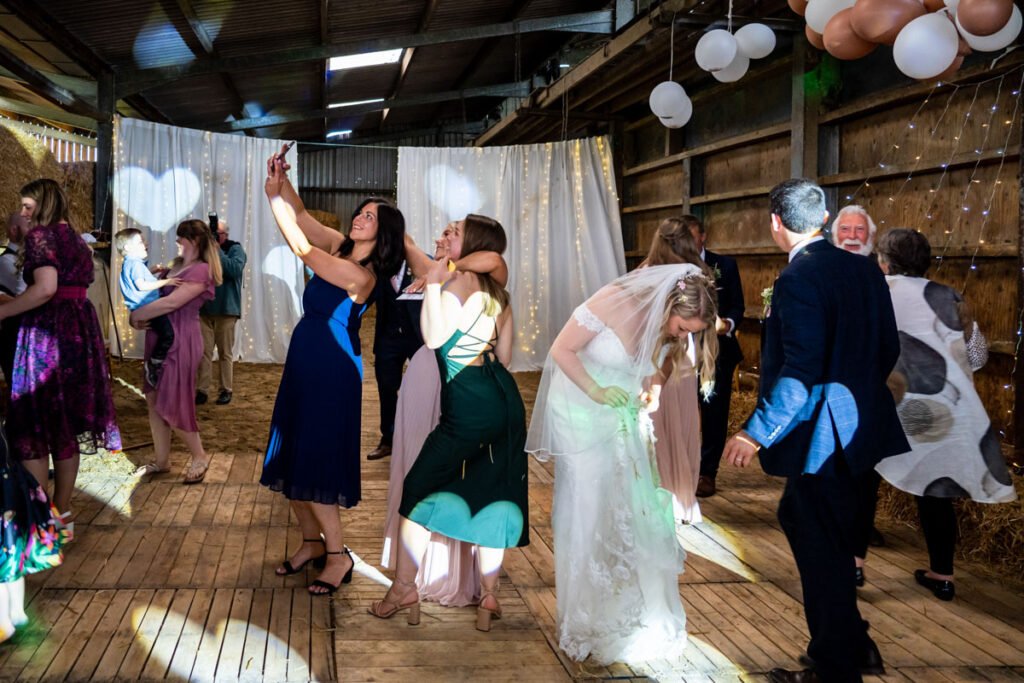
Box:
left=526, top=263, right=719, bottom=666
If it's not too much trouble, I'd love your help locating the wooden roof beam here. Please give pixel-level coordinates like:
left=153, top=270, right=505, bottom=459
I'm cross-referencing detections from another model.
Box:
left=116, top=10, right=614, bottom=97
left=380, top=0, right=442, bottom=127
left=0, top=42, right=106, bottom=120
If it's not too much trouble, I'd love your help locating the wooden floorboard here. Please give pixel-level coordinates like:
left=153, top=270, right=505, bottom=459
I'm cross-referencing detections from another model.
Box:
left=1, top=354, right=1021, bottom=682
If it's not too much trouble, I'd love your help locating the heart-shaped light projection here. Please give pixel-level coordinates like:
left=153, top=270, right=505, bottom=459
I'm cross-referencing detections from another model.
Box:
left=426, top=164, right=483, bottom=221
left=262, top=244, right=304, bottom=318
left=114, top=167, right=202, bottom=233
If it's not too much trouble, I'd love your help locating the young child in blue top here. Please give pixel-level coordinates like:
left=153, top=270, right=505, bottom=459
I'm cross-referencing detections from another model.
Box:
left=115, top=228, right=180, bottom=386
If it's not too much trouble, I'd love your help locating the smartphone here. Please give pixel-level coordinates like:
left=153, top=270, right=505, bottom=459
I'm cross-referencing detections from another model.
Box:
left=209, top=213, right=218, bottom=236
left=275, top=140, right=295, bottom=160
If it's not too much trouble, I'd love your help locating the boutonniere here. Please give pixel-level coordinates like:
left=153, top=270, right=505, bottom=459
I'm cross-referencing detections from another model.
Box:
left=761, top=286, right=773, bottom=320
left=712, top=264, right=722, bottom=282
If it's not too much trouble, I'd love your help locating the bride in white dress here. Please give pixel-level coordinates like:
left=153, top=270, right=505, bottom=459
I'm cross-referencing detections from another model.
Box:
left=527, top=264, right=719, bottom=665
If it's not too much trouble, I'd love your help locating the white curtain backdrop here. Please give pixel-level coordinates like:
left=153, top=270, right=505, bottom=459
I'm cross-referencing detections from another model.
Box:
left=111, top=117, right=302, bottom=363
left=397, top=136, right=625, bottom=371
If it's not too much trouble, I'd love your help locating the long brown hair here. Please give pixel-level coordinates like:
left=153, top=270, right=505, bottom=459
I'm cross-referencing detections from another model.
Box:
left=657, top=271, right=719, bottom=398
left=20, top=178, right=69, bottom=228
left=174, top=219, right=223, bottom=285
left=646, top=216, right=714, bottom=279
left=461, top=213, right=509, bottom=316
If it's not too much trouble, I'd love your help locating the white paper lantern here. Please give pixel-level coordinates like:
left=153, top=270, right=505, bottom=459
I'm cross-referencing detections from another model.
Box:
left=957, top=5, right=1022, bottom=52
left=805, top=0, right=856, bottom=34
left=659, top=97, right=693, bottom=128
left=894, top=12, right=960, bottom=79
left=713, top=53, right=751, bottom=83
left=695, top=30, right=738, bottom=72
left=735, top=23, right=777, bottom=59
left=649, top=81, right=689, bottom=117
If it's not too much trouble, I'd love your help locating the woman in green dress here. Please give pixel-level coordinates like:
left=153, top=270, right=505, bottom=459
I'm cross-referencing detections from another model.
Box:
left=368, top=214, right=527, bottom=632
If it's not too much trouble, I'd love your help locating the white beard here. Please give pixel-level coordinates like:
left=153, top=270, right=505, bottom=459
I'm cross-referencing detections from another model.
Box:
left=840, top=238, right=873, bottom=256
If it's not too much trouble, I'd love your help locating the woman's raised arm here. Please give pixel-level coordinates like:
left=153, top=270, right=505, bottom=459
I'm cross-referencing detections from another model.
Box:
left=265, top=147, right=344, bottom=255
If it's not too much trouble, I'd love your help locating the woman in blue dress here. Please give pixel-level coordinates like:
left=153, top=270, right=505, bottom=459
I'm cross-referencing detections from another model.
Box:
left=261, top=148, right=404, bottom=595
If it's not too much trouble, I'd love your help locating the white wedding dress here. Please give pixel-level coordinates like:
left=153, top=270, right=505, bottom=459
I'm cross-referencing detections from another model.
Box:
left=545, top=304, right=687, bottom=665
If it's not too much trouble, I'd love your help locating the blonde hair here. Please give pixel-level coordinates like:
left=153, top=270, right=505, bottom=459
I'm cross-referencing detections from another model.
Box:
left=174, top=219, right=223, bottom=286
left=646, top=216, right=715, bottom=279
left=656, top=271, right=719, bottom=398
left=114, top=228, right=143, bottom=256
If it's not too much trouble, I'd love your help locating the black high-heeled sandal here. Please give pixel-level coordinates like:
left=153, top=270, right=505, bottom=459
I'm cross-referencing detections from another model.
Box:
left=276, top=538, right=327, bottom=576
left=309, top=547, right=354, bottom=596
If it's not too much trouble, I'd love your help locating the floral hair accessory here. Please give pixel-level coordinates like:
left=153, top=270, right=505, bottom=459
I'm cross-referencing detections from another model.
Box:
left=677, top=278, right=687, bottom=292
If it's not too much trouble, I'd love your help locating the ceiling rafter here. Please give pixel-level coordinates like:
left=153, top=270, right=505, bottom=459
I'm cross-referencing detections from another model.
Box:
left=379, top=0, right=442, bottom=128
left=214, top=81, right=530, bottom=133
left=320, top=0, right=330, bottom=138
left=116, top=11, right=614, bottom=97
left=0, top=42, right=105, bottom=120
left=1, top=0, right=169, bottom=124
left=170, top=0, right=253, bottom=135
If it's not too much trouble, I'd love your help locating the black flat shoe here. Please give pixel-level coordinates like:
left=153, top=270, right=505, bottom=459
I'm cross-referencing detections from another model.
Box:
left=915, top=569, right=955, bottom=601
left=276, top=538, right=327, bottom=576
left=799, top=640, right=884, bottom=675
left=309, top=548, right=354, bottom=596
left=855, top=566, right=865, bottom=587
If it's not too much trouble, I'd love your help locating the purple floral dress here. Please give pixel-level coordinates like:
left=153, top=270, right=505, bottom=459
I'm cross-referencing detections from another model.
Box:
left=7, top=223, right=122, bottom=461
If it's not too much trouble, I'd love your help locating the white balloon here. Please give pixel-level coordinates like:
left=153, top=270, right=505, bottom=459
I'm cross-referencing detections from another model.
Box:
left=957, top=5, right=1022, bottom=52
left=649, top=81, right=689, bottom=117
left=713, top=53, right=751, bottom=83
left=805, top=0, right=856, bottom=34
left=894, top=12, right=960, bottom=80
left=659, top=97, right=693, bottom=128
left=695, top=30, right=738, bottom=72
left=944, top=0, right=960, bottom=12
left=735, top=23, right=777, bottom=59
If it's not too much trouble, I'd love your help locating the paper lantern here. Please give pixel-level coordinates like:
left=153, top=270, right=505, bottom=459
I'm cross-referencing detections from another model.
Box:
left=659, top=97, right=693, bottom=128
left=649, top=81, right=689, bottom=118
left=713, top=53, right=751, bottom=83
left=893, top=12, right=960, bottom=79
left=695, top=30, right=738, bottom=72
left=735, top=23, right=777, bottom=59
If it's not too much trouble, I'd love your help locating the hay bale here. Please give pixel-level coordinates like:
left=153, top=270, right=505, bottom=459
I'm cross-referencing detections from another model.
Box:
left=730, top=385, right=1024, bottom=582
left=0, top=122, right=95, bottom=232
left=308, top=209, right=341, bottom=231
left=877, top=477, right=1024, bottom=581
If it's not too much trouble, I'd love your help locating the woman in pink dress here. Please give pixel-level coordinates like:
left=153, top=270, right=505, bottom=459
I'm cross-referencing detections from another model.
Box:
left=643, top=217, right=717, bottom=523
left=130, top=219, right=221, bottom=484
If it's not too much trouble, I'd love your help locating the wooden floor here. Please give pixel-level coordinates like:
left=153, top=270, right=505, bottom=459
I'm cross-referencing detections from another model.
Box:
left=3, top=359, right=1024, bottom=682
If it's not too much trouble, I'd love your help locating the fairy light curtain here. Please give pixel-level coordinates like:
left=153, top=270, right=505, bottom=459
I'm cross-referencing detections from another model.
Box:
left=111, top=117, right=303, bottom=363
left=397, top=136, right=626, bottom=371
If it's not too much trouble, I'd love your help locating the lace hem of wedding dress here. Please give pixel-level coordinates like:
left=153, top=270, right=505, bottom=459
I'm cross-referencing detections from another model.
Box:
left=554, top=419, right=687, bottom=666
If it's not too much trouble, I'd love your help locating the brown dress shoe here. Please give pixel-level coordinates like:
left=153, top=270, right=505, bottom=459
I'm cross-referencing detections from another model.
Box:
left=767, top=669, right=821, bottom=683
left=695, top=475, right=716, bottom=498
left=367, top=444, right=392, bottom=460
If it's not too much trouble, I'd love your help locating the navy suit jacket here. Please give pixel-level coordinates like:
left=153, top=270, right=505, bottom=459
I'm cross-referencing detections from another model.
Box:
left=373, top=261, right=423, bottom=353
left=705, top=249, right=744, bottom=368
left=744, top=240, right=908, bottom=478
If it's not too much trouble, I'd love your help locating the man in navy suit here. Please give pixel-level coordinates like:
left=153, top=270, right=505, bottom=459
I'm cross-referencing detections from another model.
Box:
left=723, top=179, right=908, bottom=683
left=685, top=216, right=745, bottom=497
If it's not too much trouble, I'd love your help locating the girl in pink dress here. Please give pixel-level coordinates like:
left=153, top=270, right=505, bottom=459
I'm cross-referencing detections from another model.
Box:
left=130, top=219, right=221, bottom=484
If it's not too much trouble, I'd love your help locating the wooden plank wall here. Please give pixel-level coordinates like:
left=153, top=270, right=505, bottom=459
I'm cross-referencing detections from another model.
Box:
left=619, top=48, right=1023, bottom=447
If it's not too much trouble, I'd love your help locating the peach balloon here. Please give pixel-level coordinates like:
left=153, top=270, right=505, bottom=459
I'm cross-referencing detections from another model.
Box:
left=824, top=9, right=878, bottom=59
left=806, top=24, right=826, bottom=49
left=788, top=0, right=809, bottom=17
left=958, top=35, right=974, bottom=55
left=850, top=0, right=927, bottom=44
left=958, top=0, right=1014, bottom=36
left=923, top=0, right=946, bottom=10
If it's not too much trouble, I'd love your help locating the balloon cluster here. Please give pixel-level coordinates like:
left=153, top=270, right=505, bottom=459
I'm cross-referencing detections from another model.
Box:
left=649, top=22, right=778, bottom=129
left=791, top=0, right=1021, bottom=81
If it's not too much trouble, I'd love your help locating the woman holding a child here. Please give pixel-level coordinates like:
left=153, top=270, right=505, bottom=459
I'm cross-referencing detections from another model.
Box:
left=130, top=219, right=222, bottom=484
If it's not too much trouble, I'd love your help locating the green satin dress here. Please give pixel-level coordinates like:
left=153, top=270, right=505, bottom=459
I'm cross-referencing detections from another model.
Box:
left=399, top=312, right=529, bottom=549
